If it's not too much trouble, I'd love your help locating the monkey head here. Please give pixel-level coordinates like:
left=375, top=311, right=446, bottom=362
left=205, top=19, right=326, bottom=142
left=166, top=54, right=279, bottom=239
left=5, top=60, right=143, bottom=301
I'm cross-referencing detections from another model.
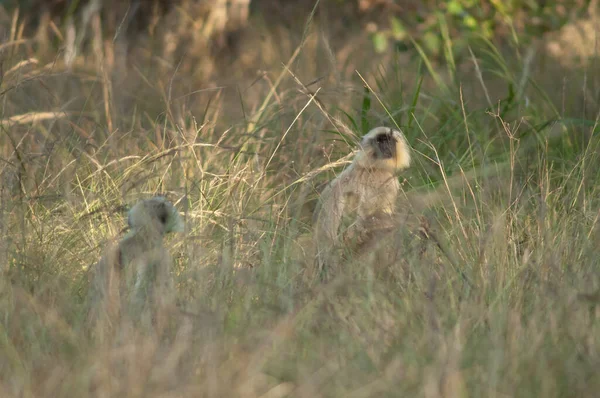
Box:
left=355, top=127, right=411, bottom=172
left=127, top=196, right=184, bottom=236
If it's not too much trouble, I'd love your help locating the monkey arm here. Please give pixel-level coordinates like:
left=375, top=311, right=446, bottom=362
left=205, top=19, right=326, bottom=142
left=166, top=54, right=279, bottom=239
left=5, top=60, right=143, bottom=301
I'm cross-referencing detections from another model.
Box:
left=313, top=173, right=355, bottom=279
left=315, top=177, right=348, bottom=243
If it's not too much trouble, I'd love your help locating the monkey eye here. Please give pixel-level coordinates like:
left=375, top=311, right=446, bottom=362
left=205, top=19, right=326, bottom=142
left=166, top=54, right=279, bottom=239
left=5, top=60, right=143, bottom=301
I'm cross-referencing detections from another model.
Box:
left=376, top=134, right=392, bottom=143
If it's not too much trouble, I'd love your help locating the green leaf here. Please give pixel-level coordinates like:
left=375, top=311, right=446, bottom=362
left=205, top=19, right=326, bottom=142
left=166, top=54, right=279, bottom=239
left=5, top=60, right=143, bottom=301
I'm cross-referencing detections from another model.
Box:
left=463, top=15, right=478, bottom=29
left=390, top=17, right=406, bottom=40
left=408, top=71, right=423, bottom=130
left=361, top=85, right=371, bottom=134
left=372, top=32, right=388, bottom=53
left=423, top=31, right=441, bottom=55
left=447, top=1, right=464, bottom=15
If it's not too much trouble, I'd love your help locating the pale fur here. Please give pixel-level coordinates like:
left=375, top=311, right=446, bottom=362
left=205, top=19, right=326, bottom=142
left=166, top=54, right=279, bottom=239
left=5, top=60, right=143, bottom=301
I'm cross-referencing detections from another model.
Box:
left=87, top=196, right=183, bottom=338
left=313, top=127, right=411, bottom=280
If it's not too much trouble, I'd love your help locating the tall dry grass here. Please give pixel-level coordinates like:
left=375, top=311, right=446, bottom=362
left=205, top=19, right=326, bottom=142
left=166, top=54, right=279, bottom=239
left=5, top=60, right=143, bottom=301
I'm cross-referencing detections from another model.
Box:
left=0, top=2, right=599, bottom=397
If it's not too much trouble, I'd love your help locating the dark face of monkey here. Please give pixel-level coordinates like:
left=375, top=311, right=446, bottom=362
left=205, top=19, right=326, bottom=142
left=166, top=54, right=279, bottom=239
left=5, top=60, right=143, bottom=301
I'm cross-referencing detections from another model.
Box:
left=373, top=131, right=396, bottom=159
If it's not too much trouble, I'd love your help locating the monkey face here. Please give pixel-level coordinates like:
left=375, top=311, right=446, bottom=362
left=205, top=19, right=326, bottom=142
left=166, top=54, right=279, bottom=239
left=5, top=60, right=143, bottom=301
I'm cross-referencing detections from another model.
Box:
left=127, top=196, right=184, bottom=236
left=357, top=127, right=411, bottom=171
left=372, top=131, right=396, bottom=159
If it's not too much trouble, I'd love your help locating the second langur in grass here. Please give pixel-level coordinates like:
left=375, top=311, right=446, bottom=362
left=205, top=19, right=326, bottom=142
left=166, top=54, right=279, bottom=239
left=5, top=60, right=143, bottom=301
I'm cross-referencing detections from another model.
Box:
left=313, top=126, right=411, bottom=279
left=87, top=196, right=184, bottom=337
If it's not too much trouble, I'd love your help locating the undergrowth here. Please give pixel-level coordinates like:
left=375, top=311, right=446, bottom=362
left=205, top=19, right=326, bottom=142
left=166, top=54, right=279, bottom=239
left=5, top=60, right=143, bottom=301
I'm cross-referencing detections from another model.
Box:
left=0, top=3, right=598, bottom=397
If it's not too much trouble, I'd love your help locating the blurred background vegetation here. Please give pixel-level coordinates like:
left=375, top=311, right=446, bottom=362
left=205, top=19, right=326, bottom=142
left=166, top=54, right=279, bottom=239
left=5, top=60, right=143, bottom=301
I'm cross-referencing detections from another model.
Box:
left=0, top=0, right=599, bottom=397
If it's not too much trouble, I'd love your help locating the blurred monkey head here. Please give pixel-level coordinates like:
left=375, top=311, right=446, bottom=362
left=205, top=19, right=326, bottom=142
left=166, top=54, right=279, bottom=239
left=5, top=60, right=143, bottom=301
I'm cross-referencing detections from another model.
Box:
left=355, top=127, right=411, bottom=172
left=127, top=196, right=184, bottom=236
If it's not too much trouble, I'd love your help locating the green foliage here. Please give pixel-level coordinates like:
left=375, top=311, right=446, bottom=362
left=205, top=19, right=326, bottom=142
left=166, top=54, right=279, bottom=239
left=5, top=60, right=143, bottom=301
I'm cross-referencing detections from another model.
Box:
left=369, top=0, right=589, bottom=60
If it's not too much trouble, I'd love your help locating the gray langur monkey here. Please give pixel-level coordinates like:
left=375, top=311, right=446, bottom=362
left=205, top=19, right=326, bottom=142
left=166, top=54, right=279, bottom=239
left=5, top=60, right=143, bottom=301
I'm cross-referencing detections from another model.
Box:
left=87, top=196, right=184, bottom=337
left=313, top=126, right=411, bottom=280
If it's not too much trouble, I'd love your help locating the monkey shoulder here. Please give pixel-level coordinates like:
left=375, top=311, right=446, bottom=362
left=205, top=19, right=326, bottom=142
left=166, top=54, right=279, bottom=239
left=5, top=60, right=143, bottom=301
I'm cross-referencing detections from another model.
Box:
left=336, top=166, right=359, bottom=187
left=120, top=229, right=163, bottom=253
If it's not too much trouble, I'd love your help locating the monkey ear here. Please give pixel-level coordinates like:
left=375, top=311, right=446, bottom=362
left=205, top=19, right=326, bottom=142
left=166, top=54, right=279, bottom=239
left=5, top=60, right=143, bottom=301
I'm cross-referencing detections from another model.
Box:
left=360, top=135, right=372, bottom=148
